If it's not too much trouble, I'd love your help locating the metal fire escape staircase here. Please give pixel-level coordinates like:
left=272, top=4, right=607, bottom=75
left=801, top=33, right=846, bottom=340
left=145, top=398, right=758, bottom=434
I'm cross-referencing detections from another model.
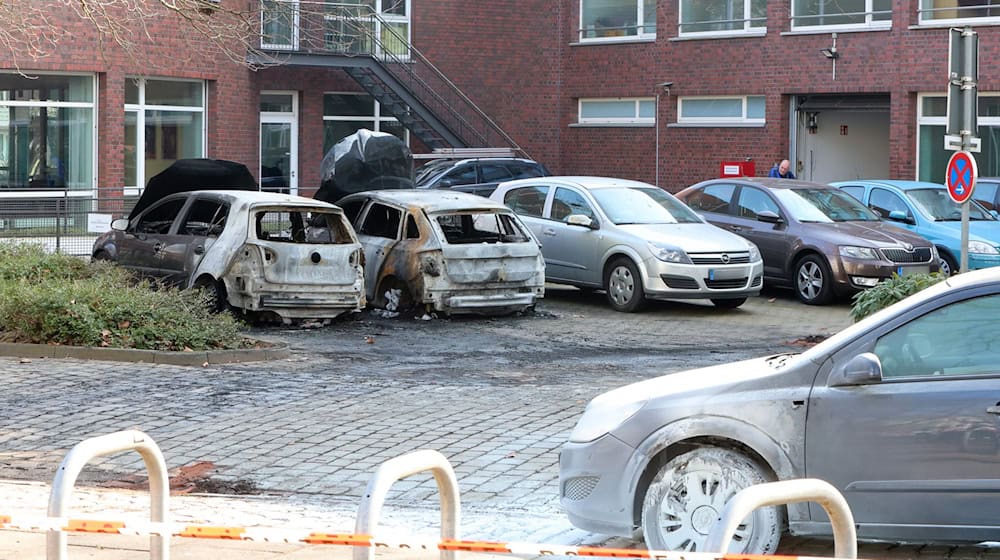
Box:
left=252, top=2, right=526, bottom=157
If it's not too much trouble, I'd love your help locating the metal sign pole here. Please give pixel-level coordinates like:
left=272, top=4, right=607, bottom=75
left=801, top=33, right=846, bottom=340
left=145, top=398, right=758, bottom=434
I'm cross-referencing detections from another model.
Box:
left=961, top=201, right=970, bottom=273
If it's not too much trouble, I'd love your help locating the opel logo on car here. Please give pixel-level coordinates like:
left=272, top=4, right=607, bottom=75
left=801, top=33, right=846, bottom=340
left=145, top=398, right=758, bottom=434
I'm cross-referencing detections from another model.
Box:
left=721, top=254, right=731, bottom=264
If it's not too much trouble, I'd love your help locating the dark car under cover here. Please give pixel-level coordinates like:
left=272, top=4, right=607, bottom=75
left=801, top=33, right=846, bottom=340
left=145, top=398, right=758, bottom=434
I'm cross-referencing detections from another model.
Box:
left=313, top=129, right=414, bottom=204
left=129, top=158, right=258, bottom=220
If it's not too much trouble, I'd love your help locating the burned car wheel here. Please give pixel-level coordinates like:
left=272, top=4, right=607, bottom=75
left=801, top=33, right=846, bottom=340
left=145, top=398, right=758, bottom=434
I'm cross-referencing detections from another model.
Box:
left=92, top=251, right=113, bottom=262
left=194, top=276, right=227, bottom=313
left=605, top=258, right=646, bottom=313
left=641, top=447, right=781, bottom=554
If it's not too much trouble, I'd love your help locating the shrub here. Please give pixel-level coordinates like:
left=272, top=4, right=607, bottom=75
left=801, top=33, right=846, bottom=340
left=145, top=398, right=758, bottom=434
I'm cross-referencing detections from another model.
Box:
left=0, top=243, right=251, bottom=350
left=850, top=272, right=947, bottom=323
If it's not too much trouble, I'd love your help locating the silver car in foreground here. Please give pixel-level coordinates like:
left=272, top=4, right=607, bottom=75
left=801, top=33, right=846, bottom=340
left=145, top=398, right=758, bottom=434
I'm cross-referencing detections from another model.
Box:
left=490, top=177, right=763, bottom=311
left=92, top=190, right=365, bottom=322
left=559, top=268, right=1000, bottom=553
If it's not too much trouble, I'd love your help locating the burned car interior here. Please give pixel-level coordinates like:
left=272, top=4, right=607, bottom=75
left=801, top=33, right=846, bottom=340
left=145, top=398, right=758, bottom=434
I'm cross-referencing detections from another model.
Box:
left=254, top=210, right=355, bottom=245
left=435, top=212, right=531, bottom=244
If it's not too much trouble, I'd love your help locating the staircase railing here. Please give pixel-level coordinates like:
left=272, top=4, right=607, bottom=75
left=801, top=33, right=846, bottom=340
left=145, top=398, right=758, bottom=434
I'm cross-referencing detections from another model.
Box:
left=261, top=1, right=527, bottom=158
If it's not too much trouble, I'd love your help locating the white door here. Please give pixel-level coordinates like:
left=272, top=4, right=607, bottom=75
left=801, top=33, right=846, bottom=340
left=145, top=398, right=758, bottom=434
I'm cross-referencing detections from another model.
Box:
left=260, top=91, right=298, bottom=195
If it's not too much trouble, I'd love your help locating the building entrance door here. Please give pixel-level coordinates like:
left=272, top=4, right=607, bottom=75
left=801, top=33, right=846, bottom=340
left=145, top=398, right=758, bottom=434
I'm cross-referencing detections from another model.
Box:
left=260, top=91, right=298, bottom=195
left=793, top=95, right=890, bottom=184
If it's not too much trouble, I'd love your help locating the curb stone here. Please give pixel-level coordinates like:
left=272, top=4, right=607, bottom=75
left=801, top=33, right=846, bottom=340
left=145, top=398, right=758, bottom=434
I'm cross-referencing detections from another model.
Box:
left=0, top=340, right=289, bottom=365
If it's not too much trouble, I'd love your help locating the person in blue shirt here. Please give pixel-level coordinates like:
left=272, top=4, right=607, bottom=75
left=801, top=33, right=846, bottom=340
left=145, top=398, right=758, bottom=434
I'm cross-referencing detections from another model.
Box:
left=768, top=159, right=795, bottom=179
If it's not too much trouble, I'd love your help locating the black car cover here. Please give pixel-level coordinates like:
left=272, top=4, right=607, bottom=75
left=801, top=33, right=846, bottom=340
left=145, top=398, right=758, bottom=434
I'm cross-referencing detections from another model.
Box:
left=129, top=159, right=258, bottom=220
left=313, top=129, right=414, bottom=204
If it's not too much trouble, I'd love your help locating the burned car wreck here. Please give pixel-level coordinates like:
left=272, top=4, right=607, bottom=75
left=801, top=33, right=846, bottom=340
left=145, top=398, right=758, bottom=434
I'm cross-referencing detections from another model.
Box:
left=337, top=190, right=545, bottom=316
left=93, top=160, right=365, bottom=322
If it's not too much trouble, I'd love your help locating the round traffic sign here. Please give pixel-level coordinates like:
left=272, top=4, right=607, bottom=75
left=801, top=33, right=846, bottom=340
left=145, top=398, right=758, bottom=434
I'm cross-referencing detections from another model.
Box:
left=945, top=150, right=978, bottom=204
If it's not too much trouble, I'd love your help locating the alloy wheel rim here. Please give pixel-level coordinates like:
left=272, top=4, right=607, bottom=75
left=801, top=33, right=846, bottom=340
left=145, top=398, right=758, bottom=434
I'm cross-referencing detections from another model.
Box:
left=655, top=466, right=754, bottom=552
left=939, top=257, right=952, bottom=276
left=797, top=261, right=823, bottom=300
left=609, top=266, right=634, bottom=306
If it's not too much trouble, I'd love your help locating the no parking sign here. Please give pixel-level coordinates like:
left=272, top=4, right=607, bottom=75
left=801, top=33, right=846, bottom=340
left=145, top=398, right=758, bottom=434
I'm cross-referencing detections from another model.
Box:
left=945, top=150, right=977, bottom=204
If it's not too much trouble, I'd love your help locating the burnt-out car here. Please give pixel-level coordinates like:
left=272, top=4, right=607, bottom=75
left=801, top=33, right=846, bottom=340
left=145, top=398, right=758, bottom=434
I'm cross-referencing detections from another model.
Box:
left=336, top=190, right=545, bottom=315
left=92, top=190, right=366, bottom=323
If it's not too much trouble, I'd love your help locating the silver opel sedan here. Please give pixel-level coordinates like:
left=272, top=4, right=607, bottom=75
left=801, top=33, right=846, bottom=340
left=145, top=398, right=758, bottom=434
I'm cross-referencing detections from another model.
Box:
left=490, top=177, right=763, bottom=311
left=559, top=268, right=1000, bottom=553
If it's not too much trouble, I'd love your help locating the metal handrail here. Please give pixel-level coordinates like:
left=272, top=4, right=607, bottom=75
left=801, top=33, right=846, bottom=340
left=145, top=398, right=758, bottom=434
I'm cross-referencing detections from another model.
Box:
left=355, top=449, right=460, bottom=560
left=47, top=430, right=170, bottom=560
left=275, top=1, right=527, bottom=158
left=705, top=478, right=857, bottom=558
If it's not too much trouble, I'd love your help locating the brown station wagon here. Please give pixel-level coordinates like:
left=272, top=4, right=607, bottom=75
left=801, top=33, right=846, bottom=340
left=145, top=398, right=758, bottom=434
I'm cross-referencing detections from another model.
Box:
left=676, top=178, right=938, bottom=304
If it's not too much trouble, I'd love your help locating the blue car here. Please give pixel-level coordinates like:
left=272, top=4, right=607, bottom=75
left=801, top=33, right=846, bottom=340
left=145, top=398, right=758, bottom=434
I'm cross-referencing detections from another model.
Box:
left=830, top=179, right=1000, bottom=275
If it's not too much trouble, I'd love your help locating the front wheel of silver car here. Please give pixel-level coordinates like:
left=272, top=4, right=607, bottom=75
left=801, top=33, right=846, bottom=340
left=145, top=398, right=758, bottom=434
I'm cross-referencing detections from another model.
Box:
left=604, top=258, right=646, bottom=313
left=641, top=447, right=782, bottom=554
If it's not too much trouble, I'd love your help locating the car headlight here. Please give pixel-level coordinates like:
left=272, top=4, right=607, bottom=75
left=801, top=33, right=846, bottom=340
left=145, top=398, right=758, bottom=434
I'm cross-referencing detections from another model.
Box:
left=968, top=241, right=1000, bottom=255
left=748, top=243, right=761, bottom=262
left=648, top=242, right=692, bottom=264
left=569, top=396, right=648, bottom=443
left=839, top=245, right=879, bottom=259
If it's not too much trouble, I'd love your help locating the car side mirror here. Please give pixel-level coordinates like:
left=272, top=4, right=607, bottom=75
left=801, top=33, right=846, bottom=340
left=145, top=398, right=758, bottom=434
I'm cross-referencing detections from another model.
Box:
left=756, top=210, right=783, bottom=224
left=567, top=214, right=598, bottom=229
left=887, top=210, right=911, bottom=224
left=111, top=218, right=129, bottom=231
left=829, top=352, right=883, bottom=387
left=437, top=178, right=455, bottom=188
left=991, top=210, right=998, bottom=219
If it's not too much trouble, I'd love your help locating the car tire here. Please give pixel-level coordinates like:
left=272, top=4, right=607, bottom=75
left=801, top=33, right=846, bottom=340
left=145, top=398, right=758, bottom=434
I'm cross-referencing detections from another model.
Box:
left=92, top=251, right=113, bottom=262
left=938, top=249, right=957, bottom=276
left=604, top=258, right=646, bottom=313
left=641, top=447, right=782, bottom=554
left=794, top=255, right=834, bottom=305
left=193, top=276, right=226, bottom=314
left=711, top=297, right=747, bottom=309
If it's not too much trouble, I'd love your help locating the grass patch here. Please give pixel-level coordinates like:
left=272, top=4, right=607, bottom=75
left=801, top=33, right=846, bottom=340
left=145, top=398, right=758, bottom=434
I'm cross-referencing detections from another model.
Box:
left=0, top=243, right=252, bottom=351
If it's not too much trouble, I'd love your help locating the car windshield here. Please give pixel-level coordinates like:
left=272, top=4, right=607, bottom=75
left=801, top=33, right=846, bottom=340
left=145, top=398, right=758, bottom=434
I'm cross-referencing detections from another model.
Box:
left=907, top=188, right=995, bottom=221
left=434, top=211, right=531, bottom=244
left=772, top=188, right=880, bottom=222
left=591, top=187, right=703, bottom=225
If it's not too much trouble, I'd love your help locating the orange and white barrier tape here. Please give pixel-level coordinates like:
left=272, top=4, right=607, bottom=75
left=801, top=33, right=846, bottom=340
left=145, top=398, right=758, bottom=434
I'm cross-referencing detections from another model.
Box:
left=0, top=513, right=834, bottom=560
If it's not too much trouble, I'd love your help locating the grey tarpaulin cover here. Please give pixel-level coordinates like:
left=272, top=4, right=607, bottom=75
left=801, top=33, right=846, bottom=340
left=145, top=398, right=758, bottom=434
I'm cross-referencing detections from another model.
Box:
left=129, top=158, right=258, bottom=220
left=313, top=129, right=414, bottom=204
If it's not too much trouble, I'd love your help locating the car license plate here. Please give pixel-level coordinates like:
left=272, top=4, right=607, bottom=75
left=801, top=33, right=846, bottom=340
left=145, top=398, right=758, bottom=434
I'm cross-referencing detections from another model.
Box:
left=896, top=265, right=929, bottom=277
left=708, top=268, right=743, bottom=280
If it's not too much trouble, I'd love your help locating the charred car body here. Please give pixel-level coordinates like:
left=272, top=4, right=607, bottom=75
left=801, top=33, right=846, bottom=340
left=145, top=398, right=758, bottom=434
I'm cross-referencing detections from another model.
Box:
left=92, top=189, right=366, bottom=322
left=337, top=190, right=545, bottom=315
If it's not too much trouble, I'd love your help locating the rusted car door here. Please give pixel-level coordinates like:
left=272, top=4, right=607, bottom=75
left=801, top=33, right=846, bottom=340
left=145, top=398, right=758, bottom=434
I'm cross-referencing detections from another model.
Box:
left=355, top=201, right=403, bottom=299
left=118, top=196, right=190, bottom=280
left=159, top=197, right=229, bottom=287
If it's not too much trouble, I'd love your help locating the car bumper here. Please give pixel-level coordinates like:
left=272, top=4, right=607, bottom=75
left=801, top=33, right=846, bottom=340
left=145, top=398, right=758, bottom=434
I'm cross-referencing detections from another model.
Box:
left=641, top=258, right=764, bottom=300
left=427, top=285, right=544, bottom=314
left=245, top=288, right=365, bottom=319
left=559, top=435, right=641, bottom=536
left=967, top=253, right=1000, bottom=270
left=834, top=258, right=935, bottom=294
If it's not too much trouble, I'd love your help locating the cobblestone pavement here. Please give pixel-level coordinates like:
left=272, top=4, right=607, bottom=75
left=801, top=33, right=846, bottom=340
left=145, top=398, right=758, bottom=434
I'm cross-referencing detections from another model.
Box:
left=0, top=288, right=993, bottom=557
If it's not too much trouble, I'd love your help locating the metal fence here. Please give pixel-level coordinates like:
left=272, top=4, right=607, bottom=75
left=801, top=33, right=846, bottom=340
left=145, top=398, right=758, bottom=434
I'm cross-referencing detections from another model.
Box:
left=0, top=188, right=136, bottom=257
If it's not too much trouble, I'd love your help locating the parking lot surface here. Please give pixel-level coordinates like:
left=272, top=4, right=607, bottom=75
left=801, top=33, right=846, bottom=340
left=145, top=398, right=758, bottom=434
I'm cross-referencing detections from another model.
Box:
left=1, top=288, right=993, bottom=558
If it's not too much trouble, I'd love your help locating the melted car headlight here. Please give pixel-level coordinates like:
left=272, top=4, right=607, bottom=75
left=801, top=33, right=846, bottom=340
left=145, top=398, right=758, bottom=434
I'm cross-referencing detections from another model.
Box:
left=648, top=242, right=692, bottom=264
left=968, top=241, right=1000, bottom=255
left=839, top=245, right=879, bottom=259
left=748, top=243, right=761, bottom=262
left=569, top=396, right=648, bottom=443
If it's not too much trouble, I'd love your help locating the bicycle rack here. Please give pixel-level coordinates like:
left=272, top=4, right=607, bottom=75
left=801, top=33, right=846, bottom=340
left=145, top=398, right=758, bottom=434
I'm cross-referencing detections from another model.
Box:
left=47, top=430, right=170, bottom=560
left=355, top=449, right=460, bottom=560
left=705, top=478, right=857, bottom=558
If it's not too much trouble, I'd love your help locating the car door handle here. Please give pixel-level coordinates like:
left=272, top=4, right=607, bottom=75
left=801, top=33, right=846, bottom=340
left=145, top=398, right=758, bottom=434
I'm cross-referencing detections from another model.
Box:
left=728, top=225, right=743, bottom=232
left=153, top=243, right=164, bottom=253
left=193, top=245, right=205, bottom=255
left=987, top=405, right=1000, bottom=415
left=542, top=228, right=556, bottom=237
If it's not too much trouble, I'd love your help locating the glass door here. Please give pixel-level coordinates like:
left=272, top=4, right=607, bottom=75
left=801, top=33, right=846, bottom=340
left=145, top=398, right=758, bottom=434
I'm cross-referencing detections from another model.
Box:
left=260, top=92, right=298, bottom=195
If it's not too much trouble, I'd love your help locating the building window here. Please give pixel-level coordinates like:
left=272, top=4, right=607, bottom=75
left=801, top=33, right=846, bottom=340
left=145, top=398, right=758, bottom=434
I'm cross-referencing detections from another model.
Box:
left=125, top=78, right=206, bottom=191
left=679, top=0, right=766, bottom=36
left=580, top=0, right=656, bottom=41
left=322, top=0, right=410, bottom=58
left=262, top=0, right=300, bottom=50
left=323, top=93, right=406, bottom=154
left=577, top=98, right=655, bottom=125
left=0, top=73, right=95, bottom=191
left=677, top=96, right=765, bottom=126
left=919, top=0, right=1000, bottom=24
left=917, top=93, right=1000, bottom=182
left=793, top=0, right=891, bottom=30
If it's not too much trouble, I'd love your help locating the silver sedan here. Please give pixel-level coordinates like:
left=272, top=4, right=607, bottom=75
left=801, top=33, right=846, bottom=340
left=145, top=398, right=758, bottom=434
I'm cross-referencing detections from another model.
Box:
left=490, top=176, right=763, bottom=311
left=559, top=268, right=1000, bottom=553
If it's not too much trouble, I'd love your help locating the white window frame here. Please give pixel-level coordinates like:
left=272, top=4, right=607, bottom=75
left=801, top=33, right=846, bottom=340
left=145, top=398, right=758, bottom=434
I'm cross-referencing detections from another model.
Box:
left=676, top=95, right=765, bottom=126
left=918, top=0, right=1000, bottom=26
left=0, top=71, right=98, bottom=196
left=916, top=92, right=1000, bottom=180
left=577, top=98, right=655, bottom=126
left=678, top=0, right=767, bottom=38
left=124, top=78, right=207, bottom=195
left=578, top=0, right=656, bottom=43
left=322, top=92, right=408, bottom=144
left=791, top=0, right=892, bottom=32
